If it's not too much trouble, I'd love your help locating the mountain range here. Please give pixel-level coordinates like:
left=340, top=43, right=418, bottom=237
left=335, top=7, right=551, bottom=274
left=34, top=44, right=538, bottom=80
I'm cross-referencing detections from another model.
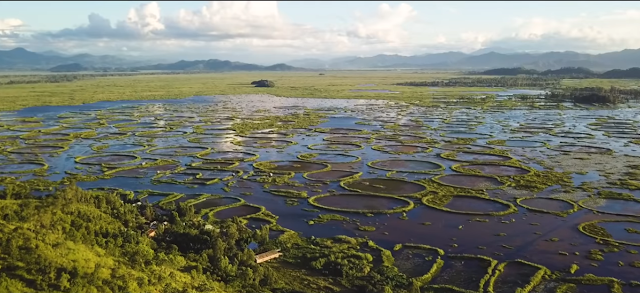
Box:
left=3, top=47, right=640, bottom=72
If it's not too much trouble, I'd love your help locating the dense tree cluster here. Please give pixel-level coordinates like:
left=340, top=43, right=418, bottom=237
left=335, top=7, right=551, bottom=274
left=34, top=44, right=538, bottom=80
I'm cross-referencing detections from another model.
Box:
left=470, top=67, right=640, bottom=79
left=545, top=86, right=640, bottom=104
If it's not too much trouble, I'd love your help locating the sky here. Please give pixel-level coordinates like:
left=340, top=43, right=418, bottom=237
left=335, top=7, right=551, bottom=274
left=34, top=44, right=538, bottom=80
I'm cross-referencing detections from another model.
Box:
left=2, top=1, right=640, bottom=64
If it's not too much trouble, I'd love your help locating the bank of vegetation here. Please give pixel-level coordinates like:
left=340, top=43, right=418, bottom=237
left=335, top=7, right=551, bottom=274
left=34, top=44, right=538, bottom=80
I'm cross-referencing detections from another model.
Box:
left=545, top=86, right=640, bottom=104
left=469, top=67, right=640, bottom=79
left=395, top=76, right=562, bottom=88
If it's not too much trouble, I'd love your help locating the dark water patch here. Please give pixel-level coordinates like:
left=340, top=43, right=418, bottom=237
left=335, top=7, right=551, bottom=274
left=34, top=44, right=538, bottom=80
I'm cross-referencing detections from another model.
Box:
left=310, top=193, right=413, bottom=212
left=444, top=196, right=513, bottom=213
left=580, top=198, right=640, bottom=217
left=107, top=163, right=180, bottom=177
left=498, top=140, right=546, bottom=147
left=0, top=162, right=46, bottom=173
left=147, top=146, right=210, bottom=156
left=304, top=170, right=360, bottom=181
left=187, top=136, right=233, bottom=143
left=77, top=154, right=140, bottom=165
left=368, top=159, right=444, bottom=173
left=233, top=139, right=295, bottom=148
left=392, top=247, right=440, bottom=278
left=308, top=143, right=363, bottom=151
left=199, top=129, right=236, bottom=136
left=212, top=205, right=262, bottom=220
left=607, top=132, right=640, bottom=139
left=438, top=144, right=494, bottom=151
left=316, top=127, right=367, bottom=135
left=447, top=152, right=512, bottom=163
left=98, top=143, right=147, bottom=153
left=198, top=151, right=258, bottom=161
left=192, top=197, right=242, bottom=211
left=456, top=164, right=531, bottom=176
left=8, top=145, right=67, bottom=154
left=442, top=132, right=493, bottom=139
left=518, top=197, right=576, bottom=213
left=323, top=135, right=371, bottom=143
left=490, top=261, right=545, bottom=293
left=550, top=144, right=613, bottom=154
left=189, top=161, right=238, bottom=169
left=434, top=174, right=505, bottom=189
left=551, top=132, right=595, bottom=139
left=298, top=153, right=361, bottom=164
left=242, top=132, right=291, bottom=139
left=374, top=134, right=430, bottom=143
left=429, top=255, right=494, bottom=292
left=342, top=178, right=427, bottom=196
left=373, top=144, right=431, bottom=154
left=244, top=218, right=273, bottom=230
left=21, top=132, right=72, bottom=140
left=255, top=160, right=328, bottom=173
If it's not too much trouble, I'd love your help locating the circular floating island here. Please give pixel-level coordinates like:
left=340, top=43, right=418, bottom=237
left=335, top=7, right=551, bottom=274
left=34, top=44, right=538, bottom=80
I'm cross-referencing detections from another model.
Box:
left=550, top=132, right=595, bottom=139
left=308, top=193, right=414, bottom=213
left=76, top=154, right=141, bottom=166
left=307, top=143, right=364, bottom=151
left=516, top=197, right=579, bottom=217
left=324, top=135, right=372, bottom=143
left=94, top=143, right=148, bottom=153
left=187, top=136, right=233, bottom=143
left=314, top=127, right=368, bottom=135
left=577, top=197, right=640, bottom=217
left=441, top=151, right=513, bottom=163
left=231, top=139, right=297, bottom=149
left=372, top=144, right=432, bottom=154
left=303, top=170, right=361, bottom=181
left=578, top=219, right=640, bottom=246
left=188, top=161, right=239, bottom=170
left=549, top=144, right=613, bottom=154
left=8, top=145, right=68, bottom=154
left=197, top=151, right=259, bottom=162
left=432, top=174, right=507, bottom=190
left=210, top=204, right=264, bottom=220
left=422, top=194, right=518, bottom=216
left=0, top=161, right=48, bottom=174
left=147, top=146, right=211, bottom=156
left=254, top=160, right=329, bottom=173
left=297, top=153, right=361, bottom=164
left=368, top=159, right=445, bottom=173
left=437, top=143, right=494, bottom=152
left=341, top=178, right=428, bottom=196
left=487, top=139, right=547, bottom=148
left=136, top=130, right=189, bottom=138
left=241, top=132, right=292, bottom=139
left=441, top=132, right=493, bottom=139
left=452, top=163, right=532, bottom=176
left=373, top=134, right=433, bottom=143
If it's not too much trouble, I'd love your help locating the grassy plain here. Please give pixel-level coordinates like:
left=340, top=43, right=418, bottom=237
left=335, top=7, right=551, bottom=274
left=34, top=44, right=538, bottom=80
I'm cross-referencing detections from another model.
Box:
left=2, top=70, right=640, bottom=111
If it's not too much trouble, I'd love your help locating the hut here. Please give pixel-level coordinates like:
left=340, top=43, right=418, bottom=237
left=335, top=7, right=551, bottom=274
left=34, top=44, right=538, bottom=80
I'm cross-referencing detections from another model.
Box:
left=255, top=249, right=282, bottom=264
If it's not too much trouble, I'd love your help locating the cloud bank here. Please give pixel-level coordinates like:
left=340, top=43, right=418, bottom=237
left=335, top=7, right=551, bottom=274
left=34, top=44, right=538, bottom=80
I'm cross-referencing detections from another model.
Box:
left=2, top=1, right=640, bottom=62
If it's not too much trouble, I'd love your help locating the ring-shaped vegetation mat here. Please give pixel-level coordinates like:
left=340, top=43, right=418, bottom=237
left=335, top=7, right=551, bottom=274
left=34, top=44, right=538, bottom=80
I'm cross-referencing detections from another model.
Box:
left=372, top=144, right=432, bottom=155
left=147, top=146, right=211, bottom=156
left=313, top=127, right=368, bottom=135
left=210, top=204, right=264, bottom=221
left=373, top=133, right=434, bottom=144
left=432, top=174, right=507, bottom=190
left=0, top=161, right=48, bottom=174
left=452, top=163, right=533, bottom=176
left=488, top=140, right=548, bottom=149
left=241, top=132, right=293, bottom=139
left=0, top=130, right=25, bottom=138
left=254, top=160, right=330, bottom=173
left=106, top=119, right=139, bottom=126
left=368, top=159, right=445, bottom=174
left=441, top=151, right=514, bottom=163
left=231, top=139, right=297, bottom=149
left=307, top=143, right=364, bottom=152
left=104, top=160, right=181, bottom=178
left=8, top=145, right=68, bottom=154
left=188, top=161, right=239, bottom=170
left=194, top=124, right=232, bottom=131
left=516, top=197, right=579, bottom=217
left=303, top=170, right=362, bottom=181
left=577, top=197, right=640, bottom=217
left=549, top=144, right=614, bottom=154
left=323, top=135, right=372, bottom=143
left=578, top=219, right=640, bottom=246
left=93, top=143, right=148, bottom=153
left=135, top=130, right=189, bottom=138
left=24, top=138, right=74, bottom=146
left=297, top=153, right=361, bottom=164
left=153, top=169, right=240, bottom=185
left=437, top=143, right=495, bottom=152
left=88, top=132, right=131, bottom=141
left=606, top=132, right=640, bottom=139
left=340, top=178, right=428, bottom=197
left=550, top=132, right=596, bottom=139
left=19, top=132, right=74, bottom=141
left=76, top=154, right=141, bottom=166
left=197, top=151, right=259, bottom=162
left=54, top=128, right=96, bottom=135
left=116, top=122, right=158, bottom=129
left=308, top=193, right=414, bottom=214
left=422, top=194, right=518, bottom=216
left=436, top=126, right=477, bottom=132
left=441, top=132, right=494, bottom=139
left=512, top=127, right=553, bottom=134
left=187, top=136, right=234, bottom=144
left=190, top=196, right=244, bottom=212
left=197, top=129, right=237, bottom=136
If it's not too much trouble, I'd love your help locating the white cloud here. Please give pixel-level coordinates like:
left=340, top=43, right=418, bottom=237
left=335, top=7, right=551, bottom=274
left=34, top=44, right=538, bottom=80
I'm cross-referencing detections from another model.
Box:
left=487, top=10, right=640, bottom=52
left=347, top=3, right=417, bottom=44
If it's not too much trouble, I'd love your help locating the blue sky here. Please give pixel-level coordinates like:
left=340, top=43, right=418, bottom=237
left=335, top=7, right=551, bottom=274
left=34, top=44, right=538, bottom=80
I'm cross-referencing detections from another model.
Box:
left=1, top=1, right=640, bottom=63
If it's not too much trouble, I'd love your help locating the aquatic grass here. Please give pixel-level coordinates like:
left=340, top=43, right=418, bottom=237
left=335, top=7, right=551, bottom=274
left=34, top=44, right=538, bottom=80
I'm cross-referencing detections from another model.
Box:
left=578, top=219, right=640, bottom=246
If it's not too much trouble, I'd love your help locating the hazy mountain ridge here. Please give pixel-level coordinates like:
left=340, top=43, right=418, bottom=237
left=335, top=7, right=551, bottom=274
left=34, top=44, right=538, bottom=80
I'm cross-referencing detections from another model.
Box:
left=286, top=48, right=640, bottom=70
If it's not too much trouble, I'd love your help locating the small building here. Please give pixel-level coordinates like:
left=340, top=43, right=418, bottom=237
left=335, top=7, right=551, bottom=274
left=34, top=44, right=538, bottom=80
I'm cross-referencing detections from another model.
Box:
left=255, top=249, right=282, bottom=264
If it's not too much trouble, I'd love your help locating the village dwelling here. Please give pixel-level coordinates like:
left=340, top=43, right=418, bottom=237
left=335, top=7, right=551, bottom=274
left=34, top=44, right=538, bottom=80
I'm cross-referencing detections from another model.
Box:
left=255, top=249, right=282, bottom=264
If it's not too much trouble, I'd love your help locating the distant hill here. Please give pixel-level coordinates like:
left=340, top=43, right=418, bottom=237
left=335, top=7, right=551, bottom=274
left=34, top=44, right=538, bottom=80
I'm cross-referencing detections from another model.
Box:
left=286, top=48, right=640, bottom=70
left=472, top=66, right=640, bottom=79
left=133, top=59, right=305, bottom=72
left=0, top=47, right=156, bottom=70
left=49, top=63, right=88, bottom=72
